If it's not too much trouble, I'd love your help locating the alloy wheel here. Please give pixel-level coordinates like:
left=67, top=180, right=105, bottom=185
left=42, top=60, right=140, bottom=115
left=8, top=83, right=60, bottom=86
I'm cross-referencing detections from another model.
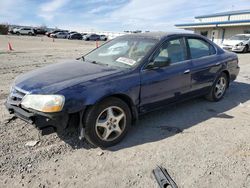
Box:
left=215, top=77, right=227, bottom=99
left=95, top=106, right=126, bottom=141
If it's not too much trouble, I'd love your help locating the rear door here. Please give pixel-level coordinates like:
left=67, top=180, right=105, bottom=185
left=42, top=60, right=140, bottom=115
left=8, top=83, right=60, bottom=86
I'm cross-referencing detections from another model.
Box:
left=140, top=37, right=192, bottom=112
left=186, top=37, right=222, bottom=92
left=20, top=28, right=27, bottom=34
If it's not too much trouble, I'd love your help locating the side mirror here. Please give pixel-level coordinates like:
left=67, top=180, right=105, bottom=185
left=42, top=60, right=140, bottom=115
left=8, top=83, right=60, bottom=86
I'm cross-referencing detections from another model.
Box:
left=147, top=57, right=171, bottom=69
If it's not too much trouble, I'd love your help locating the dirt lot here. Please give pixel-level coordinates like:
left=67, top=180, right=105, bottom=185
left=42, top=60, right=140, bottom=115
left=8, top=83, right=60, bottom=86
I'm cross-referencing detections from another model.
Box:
left=0, top=35, right=250, bottom=188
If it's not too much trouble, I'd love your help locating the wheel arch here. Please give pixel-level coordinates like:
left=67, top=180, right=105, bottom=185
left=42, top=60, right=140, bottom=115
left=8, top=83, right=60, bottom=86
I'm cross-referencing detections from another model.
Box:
left=95, top=94, right=138, bottom=123
left=222, top=69, right=230, bottom=88
left=67, top=93, right=138, bottom=129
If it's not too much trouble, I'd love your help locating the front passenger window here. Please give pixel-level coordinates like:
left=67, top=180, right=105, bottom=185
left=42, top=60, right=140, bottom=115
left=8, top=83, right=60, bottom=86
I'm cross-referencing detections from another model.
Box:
left=153, top=39, right=186, bottom=65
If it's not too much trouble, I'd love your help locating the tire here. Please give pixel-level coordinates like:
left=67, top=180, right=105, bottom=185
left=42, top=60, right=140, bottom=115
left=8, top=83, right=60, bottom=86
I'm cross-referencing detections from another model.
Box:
left=243, top=45, right=249, bottom=53
left=28, top=32, right=32, bottom=36
left=205, top=72, right=228, bottom=102
left=16, top=32, right=20, bottom=35
left=83, top=97, right=132, bottom=148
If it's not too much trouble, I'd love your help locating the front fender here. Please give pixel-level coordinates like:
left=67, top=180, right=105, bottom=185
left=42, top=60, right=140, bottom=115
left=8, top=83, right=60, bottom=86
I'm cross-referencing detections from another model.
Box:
left=58, top=72, right=141, bottom=114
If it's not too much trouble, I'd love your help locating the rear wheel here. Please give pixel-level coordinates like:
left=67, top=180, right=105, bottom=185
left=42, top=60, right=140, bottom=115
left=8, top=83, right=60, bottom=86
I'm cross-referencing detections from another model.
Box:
left=83, top=97, right=131, bottom=148
left=205, top=73, right=228, bottom=102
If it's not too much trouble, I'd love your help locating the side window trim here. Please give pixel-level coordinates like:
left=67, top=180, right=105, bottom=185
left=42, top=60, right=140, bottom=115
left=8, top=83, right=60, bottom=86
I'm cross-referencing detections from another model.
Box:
left=186, top=36, right=217, bottom=60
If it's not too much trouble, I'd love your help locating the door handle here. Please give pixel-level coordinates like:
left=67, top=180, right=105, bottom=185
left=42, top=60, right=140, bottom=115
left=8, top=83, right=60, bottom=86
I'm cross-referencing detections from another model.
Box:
left=183, top=69, right=190, bottom=74
left=215, top=62, right=221, bottom=66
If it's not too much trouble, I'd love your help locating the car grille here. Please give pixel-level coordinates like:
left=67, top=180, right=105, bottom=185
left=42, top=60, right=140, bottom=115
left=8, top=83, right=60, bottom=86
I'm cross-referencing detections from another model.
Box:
left=8, top=87, right=28, bottom=106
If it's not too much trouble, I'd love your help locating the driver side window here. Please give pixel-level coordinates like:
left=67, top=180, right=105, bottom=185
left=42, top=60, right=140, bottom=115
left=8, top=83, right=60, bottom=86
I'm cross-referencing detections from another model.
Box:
left=153, top=38, right=186, bottom=65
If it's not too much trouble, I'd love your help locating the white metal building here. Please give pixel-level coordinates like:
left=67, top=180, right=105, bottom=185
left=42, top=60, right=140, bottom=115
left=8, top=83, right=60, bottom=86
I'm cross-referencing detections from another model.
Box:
left=175, top=9, right=250, bottom=44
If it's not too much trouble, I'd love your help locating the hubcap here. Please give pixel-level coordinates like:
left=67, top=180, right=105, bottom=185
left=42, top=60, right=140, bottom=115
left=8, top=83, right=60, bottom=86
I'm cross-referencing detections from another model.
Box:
left=215, top=77, right=227, bottom=98
left=95, top=106, right=126, bottom=141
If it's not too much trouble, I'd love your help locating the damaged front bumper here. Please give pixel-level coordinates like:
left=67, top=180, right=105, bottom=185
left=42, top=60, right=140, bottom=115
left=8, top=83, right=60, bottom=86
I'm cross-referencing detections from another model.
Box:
left=221, top=45, right=245, bottom=52
left=232, top=45, right=245, bottom=52
left=5, top=101, right=69, bottom=134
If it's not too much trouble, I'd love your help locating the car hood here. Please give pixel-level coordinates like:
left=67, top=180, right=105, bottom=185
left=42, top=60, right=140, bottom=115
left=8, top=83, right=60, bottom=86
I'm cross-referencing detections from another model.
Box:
left=15, top=60, right=123, bottom=94
left=222, top=40, right=243, bottom=46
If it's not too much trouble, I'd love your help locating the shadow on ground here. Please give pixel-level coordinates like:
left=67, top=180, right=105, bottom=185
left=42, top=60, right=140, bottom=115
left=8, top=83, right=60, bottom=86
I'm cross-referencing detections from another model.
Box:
left=58, top=81, right=250, bottom=151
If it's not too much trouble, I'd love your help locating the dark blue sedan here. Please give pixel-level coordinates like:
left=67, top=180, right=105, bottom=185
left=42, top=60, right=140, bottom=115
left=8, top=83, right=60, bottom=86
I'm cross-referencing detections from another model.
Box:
left=5, top=32, right=240, bottom=147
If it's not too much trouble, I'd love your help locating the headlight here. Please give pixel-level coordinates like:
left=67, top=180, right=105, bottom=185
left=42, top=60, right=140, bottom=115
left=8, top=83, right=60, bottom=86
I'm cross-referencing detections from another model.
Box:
left=237, top=42, right=244, bottom=46
left=21, top=95, right=65, bottom=113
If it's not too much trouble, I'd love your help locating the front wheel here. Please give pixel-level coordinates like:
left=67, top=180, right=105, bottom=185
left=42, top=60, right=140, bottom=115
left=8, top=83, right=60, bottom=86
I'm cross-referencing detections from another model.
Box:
left=243, top=45, right=249, bottom=53
left=83, top=97, right=131, bottom=148
left=205, top=73, right=228, bottom=102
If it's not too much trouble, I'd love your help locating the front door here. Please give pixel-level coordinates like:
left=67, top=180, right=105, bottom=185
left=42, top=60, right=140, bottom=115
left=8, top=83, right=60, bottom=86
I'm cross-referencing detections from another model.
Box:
left=140, top=37, right=192, bottom=112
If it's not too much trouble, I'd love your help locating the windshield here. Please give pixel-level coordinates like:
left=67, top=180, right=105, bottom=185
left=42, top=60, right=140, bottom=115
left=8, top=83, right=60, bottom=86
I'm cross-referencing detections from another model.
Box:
left=84, top=37, right=158, bottom=68
left=230, top=35, right=250, bottom=41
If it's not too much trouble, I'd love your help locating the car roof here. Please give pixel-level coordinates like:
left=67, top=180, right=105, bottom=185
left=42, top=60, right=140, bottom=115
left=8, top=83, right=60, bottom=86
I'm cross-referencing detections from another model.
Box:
left=121, top=32, right=203, bottom=40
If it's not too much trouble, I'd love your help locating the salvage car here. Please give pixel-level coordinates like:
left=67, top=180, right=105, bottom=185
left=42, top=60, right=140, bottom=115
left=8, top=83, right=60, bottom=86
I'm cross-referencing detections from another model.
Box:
left=68, top=33, right=83, bottom=40
left=50, top=32, right=69, bottom=39
left=83, top=34, right=100, bottom=41
left=221, top=34, right=250, bottom=53
left=46, top=30, right=67, bottom=37
left=13, top=27, right=35, bottom=36
left=5, top=33, right=240, bottom=147
left=100, top=35, right=108, bottom=41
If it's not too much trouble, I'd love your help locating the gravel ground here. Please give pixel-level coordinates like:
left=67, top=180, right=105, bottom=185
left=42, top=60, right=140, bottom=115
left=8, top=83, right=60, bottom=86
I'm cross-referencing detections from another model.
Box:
left=0, top=35, right=249, bottom=188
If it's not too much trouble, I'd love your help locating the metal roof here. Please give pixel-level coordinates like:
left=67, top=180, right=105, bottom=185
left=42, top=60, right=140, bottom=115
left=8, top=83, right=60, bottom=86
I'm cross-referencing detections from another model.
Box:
left=175, top=19, right=250, bottom=28
left=195, top=9, right=250, bottom=19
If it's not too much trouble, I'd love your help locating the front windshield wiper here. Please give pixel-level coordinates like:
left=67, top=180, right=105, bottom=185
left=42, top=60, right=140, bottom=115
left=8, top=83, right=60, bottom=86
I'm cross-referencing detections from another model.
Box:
left=76, top=56, right=85, bottom=61
left=77, top=57, right=118, bottom=68
left=88, top=60, right=109, bottom=67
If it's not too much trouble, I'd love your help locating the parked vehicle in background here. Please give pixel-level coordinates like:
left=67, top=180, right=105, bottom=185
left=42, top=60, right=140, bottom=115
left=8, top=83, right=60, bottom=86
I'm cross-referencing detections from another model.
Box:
left=13, top=27, right=35, bottom=35
left=45, top=30, right=63, bottom=37
left=34, top=28, right=47, bottom=35
left=100, top=35, right=108, bottom=41
left=83, top=34, right=100, bottom=41
left=68, top=33, right=83, bottom=40
left=8, top=27, right=16, bottom=34
left=50, top=32, right=69, bottom=39
left=221, top=34, right=250, bottom=53
left=68, top=31, right=77, bottom=35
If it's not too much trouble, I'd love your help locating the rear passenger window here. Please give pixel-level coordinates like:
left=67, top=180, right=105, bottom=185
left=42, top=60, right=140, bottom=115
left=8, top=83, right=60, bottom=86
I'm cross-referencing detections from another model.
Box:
left=188, top=38, right=216, bottom=59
